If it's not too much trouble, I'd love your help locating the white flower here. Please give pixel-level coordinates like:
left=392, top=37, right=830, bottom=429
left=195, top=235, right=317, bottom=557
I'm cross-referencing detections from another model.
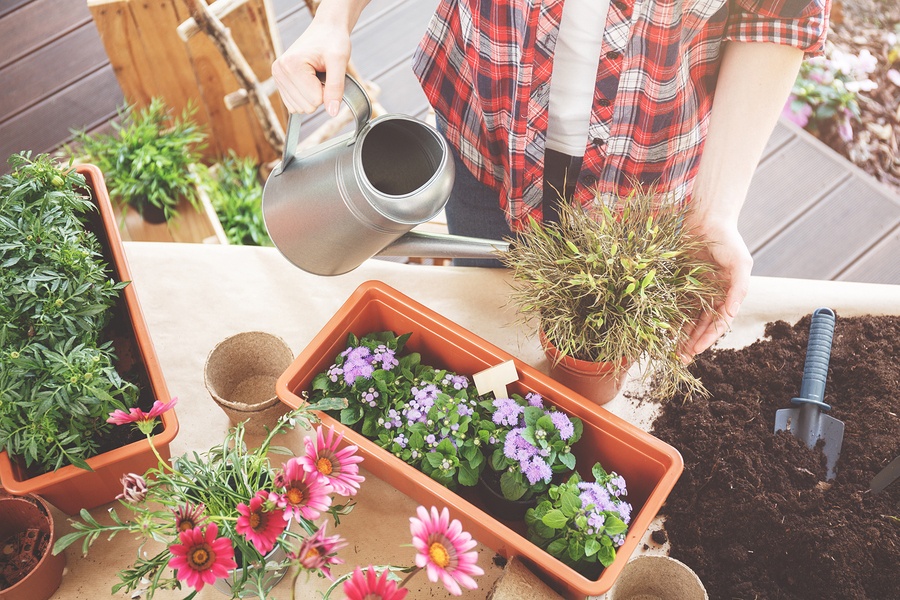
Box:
left=845, top=79, right=878, bottom=93
left=887, top=69, right=900, bottom=87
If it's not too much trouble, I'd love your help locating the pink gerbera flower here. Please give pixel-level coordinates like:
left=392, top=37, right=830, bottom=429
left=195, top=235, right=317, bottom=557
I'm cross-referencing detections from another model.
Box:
left=343, top=566, right=408, bottom=600
left=289, top=522, right=347, bottom=579
left=273, top=458, right=333, bottom=522
left=297, top=426, right=365, bottom=496
left=167, top=523, right=236, bottom=591
left=409, top=506, right=483, bottom=596
left=108, top=397, right=178, bottom=434
left=172, top=503, right=206, bottom=533
left=236, top=490, right=287, bottom=555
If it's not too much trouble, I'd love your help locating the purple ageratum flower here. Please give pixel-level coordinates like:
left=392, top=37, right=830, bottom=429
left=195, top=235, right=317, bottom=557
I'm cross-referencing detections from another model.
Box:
left=503, top=428, right=539, bottom=464
left=523, top=456, right=553, bottom=485
left=372, top=345, right=399, bottom=370
left=617, top=501, right=633, bottom=524
left=442, top=373, right=469, bottom=390
left=492, top=397, right=524, bottom=427
left=549, top=411, right=574, bottom=440
left=456, top=404, right=474, bottom=418
left=587, top=511, right=606, bottom=531
left=607, top=475, right=627, bottom=497
left=578, top=482, right=616, bottom=513
left=327, top=364, right=343, bottom=383
left=413, top=384, right=440, bottom=410
left=393, top=433, right=409, bottom=449
left=425, top=434, right=437, bottom=447
left=525, top=392, right=544, bottom=408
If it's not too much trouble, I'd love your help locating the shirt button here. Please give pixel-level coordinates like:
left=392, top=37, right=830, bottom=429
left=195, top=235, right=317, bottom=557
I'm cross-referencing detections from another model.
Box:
left=598, top=99, right=611, bottom=107
left=581, top=174, right=597, bottom=186
left=614, top=1, right=628, bottom=11
left=592, top=137, right=606, bottom=147
left=606, top=51, right=621, bottom=60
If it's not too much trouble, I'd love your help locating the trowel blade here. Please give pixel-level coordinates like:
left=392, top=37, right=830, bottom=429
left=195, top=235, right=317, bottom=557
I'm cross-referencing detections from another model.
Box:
left=774, top=407, right=844, bottom=480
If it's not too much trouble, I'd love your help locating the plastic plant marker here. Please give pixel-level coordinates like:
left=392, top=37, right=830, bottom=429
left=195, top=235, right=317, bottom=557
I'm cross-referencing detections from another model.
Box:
left=774, top=307, right=845, bottom=480
left=870, top=455, right=900, bottom=494
left=473, top=360, right=519, bottom=400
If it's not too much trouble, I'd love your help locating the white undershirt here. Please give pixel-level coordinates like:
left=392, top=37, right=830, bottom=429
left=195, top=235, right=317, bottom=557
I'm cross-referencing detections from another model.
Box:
left=545, top=0, right=610, bottom=157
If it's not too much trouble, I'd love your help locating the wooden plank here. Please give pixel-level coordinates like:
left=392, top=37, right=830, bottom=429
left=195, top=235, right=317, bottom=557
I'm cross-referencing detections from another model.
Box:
left=0, top=0, right=92, bottom=70
left=738, top=137, right=849, bottom=252
left=87, top=0, right=158, bottom=108
left=751, top=176, right=900, bottom=280
left=0, top=0, right=32, bottom=20
left=0, top=67, right=123, bottom=172
left=758, top=119, right=795, bottom=164
left=0, top=22, right=110, bottom=119
left=349, top=0, right=437, bottom=79
left=837, top=226, right=900, bottom=284
left=276, top=0, right=404, bottom=49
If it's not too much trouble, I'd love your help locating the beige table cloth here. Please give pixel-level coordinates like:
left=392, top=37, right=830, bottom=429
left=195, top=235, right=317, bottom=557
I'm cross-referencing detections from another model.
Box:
left=47, top=242, right=900, bottom=600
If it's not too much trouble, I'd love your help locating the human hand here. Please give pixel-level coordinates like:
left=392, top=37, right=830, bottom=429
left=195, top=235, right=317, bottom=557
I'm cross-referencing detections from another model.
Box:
left=271, top=17, right=352, bottom=116
left=679, top=213, right=753, bottom=362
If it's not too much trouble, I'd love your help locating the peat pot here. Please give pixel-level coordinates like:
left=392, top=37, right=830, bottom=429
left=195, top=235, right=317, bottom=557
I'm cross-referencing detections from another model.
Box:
left=275, top=281, right=684, bottom=599
left=0, top=165, right=179, bottom=515
left=606, top=555, right=708, bottom=600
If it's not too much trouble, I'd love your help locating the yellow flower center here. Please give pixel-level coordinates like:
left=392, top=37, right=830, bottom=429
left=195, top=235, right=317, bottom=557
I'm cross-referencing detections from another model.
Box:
left=177, top=519, right=195, bottom=533
left=316, top=457, right=334, bottom=476
left=286, top=487, right=305, bottom=506
left=189, top=546, right=213, bottom=570
left=305, top=547, right=321, bottom=561
left=249, top=512, right=262, bottom=529
left=429, top=542, right=451, bottom=568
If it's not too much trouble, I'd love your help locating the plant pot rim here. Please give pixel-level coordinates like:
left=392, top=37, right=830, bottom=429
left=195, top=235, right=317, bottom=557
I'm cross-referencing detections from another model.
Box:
left=539, top=329, right=631, bottom=373
left=0, top=492, right=67, bottom=600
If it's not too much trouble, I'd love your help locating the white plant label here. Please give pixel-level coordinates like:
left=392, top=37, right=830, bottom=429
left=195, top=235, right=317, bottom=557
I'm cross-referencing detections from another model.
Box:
left=473, top=360, right=519, bottom=400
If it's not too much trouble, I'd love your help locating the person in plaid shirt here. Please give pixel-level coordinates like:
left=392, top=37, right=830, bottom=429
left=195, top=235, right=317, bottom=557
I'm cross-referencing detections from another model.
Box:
left=272, top=0, right=830, bottom=361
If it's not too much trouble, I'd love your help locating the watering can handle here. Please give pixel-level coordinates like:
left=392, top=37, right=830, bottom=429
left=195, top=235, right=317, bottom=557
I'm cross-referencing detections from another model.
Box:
left=791, top=307, right=836, bottom=410
left=279, top=73, right=373, bottom=173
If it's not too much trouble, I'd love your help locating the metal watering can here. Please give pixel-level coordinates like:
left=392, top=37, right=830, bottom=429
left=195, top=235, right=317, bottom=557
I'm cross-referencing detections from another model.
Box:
left=262, top=74, right=508, bottom=276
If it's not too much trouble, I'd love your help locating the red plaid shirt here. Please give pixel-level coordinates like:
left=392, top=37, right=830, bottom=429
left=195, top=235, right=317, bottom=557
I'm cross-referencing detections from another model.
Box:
left=413, top=0, right=830, bottom=229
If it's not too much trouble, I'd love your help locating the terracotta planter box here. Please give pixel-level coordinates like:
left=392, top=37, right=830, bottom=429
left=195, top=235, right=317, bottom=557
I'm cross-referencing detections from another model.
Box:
left=275, top=281, right=683, bottom=599
left=0, top=164, right=179, bottom=515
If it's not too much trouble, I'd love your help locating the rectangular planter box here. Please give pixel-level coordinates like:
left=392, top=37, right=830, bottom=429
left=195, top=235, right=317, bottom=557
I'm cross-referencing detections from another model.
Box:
left=0, top=164, right=179, bottom=515
left=275, top=281, right=683, bottom=599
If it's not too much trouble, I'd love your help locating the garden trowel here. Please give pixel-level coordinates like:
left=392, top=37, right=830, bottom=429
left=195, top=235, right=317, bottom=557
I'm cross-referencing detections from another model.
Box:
left=774, top=307, right=844, bottom=480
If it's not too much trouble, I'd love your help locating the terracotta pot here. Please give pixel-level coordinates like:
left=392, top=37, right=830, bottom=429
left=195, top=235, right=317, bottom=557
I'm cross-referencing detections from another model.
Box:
left=607, top=555, right=708, bottom=600
left=0, top=492, right=66, bottom=600
left=0, top=165, right=179, bottom=515
left=275, top=280, right=683, bottom=599
left=539, top=330, right=631, bottom=406
left=204, top=331, right=294, bottom=435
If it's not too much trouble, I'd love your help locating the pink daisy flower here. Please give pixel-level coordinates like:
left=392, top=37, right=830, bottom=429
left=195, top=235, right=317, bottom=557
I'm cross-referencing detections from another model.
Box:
left=108, top=397, right=178, bottom=434
left=343, top=566, right=408, bottom=600
left=409, top=506, right=483, bottom=596
left=167, top=523, right=236, bottom=591
left=297, top=426, right=365, bottom=497
left=274, top=458, right=333, bottom=522
left=236, top=490, right=287, bottom=555
left=172, top=503, right=206, bottom=533
left=289, top=522, right=347, bottom=579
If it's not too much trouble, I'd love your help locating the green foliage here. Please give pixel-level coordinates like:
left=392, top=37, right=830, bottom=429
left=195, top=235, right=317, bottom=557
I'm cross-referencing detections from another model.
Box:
left=308, top=331, right=487, bottom=490
left=201, top=152, right=272, bottom=246
left=501, top=188, right=724, bottom=399
left=70, top=97, right=206, bottom=221
left=524, top=464, right=631, bottom=575
left=0, top=152, right=139, bottom=473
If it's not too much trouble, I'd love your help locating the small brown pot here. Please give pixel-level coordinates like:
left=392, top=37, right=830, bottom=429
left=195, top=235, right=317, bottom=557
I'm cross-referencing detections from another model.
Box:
left=539, top=331, right=630, bottom=406
left=0, top=492, right=66, bottom=600
left=205, top=332, right=294, bottom=435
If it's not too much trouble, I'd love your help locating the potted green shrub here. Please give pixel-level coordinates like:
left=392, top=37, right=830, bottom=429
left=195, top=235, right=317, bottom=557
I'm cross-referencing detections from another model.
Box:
left=500, top=189, right=724, bottom=404
left=201, top=152, right=272, bottom=246
left=70, top=98, right=206, bottom=224
left=0, top=153, right=178, bottom=514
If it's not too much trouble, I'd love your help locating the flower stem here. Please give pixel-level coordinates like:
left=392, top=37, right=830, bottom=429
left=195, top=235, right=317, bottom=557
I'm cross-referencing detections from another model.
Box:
left=398, top=566, right=422, bottom=589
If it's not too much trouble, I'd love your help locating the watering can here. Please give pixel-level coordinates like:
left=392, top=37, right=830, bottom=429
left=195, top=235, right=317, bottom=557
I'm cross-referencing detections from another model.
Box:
left=262, top=74, right=509, bottom=276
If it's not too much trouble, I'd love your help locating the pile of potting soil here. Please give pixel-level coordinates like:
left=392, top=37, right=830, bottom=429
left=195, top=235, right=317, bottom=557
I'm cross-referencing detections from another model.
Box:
left=651, top=313, right=899, bottom=599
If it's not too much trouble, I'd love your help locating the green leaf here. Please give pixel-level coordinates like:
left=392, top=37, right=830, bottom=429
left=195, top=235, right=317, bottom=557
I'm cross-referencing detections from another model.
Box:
left=500, top=470, right=528, bottom=501
left=541, top=509, right=569, bottom=530
left=558, top=452, right=576, bottom=471
left=560, top=490, right=581, bottom=518
left=584, top=538, right=601, bottom=557
left=604, top=515, right=628, bottom=536
left=458, top=463, right=478, bottom=487
left=546, top=538, right=568, bottom=558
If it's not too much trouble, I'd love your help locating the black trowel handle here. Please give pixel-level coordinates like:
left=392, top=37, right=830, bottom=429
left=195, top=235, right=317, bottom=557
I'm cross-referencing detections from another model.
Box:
left=792, top=307, right=836, bottom=410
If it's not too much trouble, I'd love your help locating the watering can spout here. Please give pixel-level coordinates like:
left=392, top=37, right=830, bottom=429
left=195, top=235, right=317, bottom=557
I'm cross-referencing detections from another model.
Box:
left=375, top=230, right=510, bottom=259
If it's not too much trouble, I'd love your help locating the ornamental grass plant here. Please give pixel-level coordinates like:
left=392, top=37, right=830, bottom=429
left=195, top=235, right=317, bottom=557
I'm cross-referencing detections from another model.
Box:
left=500, top=188, right=724, bottom=399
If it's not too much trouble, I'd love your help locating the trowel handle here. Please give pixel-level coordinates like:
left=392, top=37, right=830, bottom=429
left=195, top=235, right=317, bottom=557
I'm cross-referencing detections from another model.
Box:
left=793, top=307, right=836, bottom=409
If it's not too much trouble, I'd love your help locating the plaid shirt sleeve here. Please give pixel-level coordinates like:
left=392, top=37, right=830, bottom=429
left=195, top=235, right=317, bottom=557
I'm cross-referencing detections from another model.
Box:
left=725, top=0, right=831, bottom=56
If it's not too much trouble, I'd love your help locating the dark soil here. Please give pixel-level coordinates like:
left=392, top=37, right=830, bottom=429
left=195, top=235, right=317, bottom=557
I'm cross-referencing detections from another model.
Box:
left=652, top=313, right=899, bottom=599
